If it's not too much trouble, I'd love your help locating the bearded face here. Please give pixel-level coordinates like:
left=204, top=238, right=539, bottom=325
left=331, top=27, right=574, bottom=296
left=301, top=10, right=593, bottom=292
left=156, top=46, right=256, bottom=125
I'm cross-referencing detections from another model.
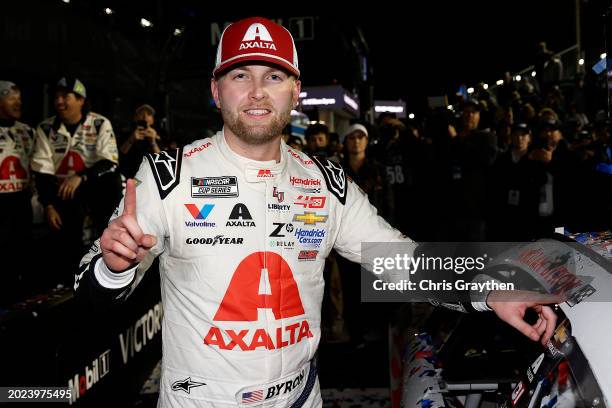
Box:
left=220, top=97, right=293, bottom=146
left=212, top=65, right=299, bottom=145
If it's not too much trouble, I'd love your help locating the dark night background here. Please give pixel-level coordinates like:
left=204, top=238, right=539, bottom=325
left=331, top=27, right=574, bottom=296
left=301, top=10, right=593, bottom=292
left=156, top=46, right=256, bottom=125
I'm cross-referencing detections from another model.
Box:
left=2, top=2, right=612, bottom=406
left=2, top=0, right=610, bottom=134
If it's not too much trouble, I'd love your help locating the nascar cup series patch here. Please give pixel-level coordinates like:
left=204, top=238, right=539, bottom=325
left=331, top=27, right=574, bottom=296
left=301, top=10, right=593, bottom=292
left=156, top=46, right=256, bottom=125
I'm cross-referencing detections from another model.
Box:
left=191, top=176, right=239, bottom=198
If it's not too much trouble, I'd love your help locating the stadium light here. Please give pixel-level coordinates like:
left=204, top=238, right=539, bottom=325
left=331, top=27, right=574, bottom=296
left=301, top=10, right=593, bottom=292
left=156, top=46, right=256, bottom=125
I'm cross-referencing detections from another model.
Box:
left=104, top=8, right=114, bottom=15
left=514, top=75, right=522, bottom=81
left=496, top=79, right=504, bottom=86
left=467, top=87, right=474, bottom=94
left=482, top=83, right=489, bottom=90
left=531, top=71, right=536, bottom=77
left=601, top=53, right=607, bottom=60
left=408, top=113, right=415, bottom=119
left=174, top=27, right=184, bottom=36
left=578, top=58, right=585, bottom=66
left=140, top=18, right=153, bottom=28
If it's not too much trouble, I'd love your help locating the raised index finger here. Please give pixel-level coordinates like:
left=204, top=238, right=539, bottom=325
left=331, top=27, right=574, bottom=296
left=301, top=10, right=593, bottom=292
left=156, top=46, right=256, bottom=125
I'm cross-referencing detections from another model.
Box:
left=123, top=179, right=137, bottom=216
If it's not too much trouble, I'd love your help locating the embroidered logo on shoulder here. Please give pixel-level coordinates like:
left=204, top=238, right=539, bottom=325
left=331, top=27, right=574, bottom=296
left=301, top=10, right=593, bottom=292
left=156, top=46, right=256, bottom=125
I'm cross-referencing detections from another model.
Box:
left=311, top=156, right=346, bottom=205
left=184, top=141, right=212, bottom=158
left=93, top=118, right=105, bottom=134
left=288, top=148, right=314, bottom=165
left=145, top=148, right=183, bottom=200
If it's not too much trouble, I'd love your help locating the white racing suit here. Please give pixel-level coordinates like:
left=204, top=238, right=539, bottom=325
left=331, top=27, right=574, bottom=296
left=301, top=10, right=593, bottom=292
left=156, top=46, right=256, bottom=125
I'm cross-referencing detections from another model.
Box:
left=0, top=120, right=33, bottom=193
left=75, top=130, right=412, bottom=407
left=31, top=112, right=119, bottom=178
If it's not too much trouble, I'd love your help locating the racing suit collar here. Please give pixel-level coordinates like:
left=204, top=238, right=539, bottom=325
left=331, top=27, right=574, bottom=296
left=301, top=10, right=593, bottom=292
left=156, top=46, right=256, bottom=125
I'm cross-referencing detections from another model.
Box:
left=52, top=113, right=87, bottom=133
left=217, top=128, right=288, bottom=183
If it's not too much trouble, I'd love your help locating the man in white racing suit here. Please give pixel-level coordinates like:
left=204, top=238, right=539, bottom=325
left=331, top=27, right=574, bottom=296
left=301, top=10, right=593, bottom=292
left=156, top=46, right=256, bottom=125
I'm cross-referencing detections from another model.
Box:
left=32, top=77, right=122, bottom=283
left=0, top=81, right=34, bottom=303
left=75, top=17, right=559, bottom=408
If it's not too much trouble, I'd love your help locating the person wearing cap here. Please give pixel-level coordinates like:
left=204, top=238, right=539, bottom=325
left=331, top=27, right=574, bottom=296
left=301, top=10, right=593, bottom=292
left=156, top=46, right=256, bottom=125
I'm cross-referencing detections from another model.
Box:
left=488, top=123, right=537, bottom=240
left=0, top=81, right=35, bottom=304
left=75, top=17, right=560, bottom=408
left=440, top=99, right=497, bottom=241
left=341, top=123, right=393, bottom=220
left=375, top=117, right=426, bottom=238
left=31, top=77, right=121, bottom=283
left=339, top=122, right=395, bottom=344
left=119, top=104, right=165, bottom=178
left=524, top=117, right=581, bottom=236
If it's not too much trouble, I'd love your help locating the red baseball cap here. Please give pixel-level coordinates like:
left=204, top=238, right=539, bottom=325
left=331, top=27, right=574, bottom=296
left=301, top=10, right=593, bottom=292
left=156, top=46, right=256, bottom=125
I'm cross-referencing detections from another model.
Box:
left=213, top=17, right=300, bottom=78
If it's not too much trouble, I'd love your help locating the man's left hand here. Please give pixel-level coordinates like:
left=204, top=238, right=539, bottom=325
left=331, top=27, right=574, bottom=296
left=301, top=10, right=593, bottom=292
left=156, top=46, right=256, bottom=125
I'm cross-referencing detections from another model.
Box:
left=58, top=175, right=83, bottom=200
left=487, top=290, right=563, bottom=345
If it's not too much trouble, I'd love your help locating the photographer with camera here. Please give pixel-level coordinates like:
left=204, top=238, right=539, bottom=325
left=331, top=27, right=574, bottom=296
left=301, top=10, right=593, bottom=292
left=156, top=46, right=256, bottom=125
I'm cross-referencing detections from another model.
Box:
left=119, top=104, right=163, bottom=178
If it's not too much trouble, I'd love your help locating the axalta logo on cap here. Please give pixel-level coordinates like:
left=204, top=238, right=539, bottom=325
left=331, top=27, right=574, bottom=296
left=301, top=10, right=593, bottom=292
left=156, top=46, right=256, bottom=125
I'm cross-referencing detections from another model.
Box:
left=290, top=176, right=321, bottom=187
left=213, top=17, right=300, bottom=78
left=240, top=23, right=277, bottom=50
left=257, top=169, right=274, bottom=178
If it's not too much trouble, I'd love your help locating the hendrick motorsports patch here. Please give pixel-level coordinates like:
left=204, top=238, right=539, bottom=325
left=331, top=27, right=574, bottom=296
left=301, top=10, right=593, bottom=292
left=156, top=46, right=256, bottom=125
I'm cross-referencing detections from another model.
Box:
left=192, top=176, right=239, bottom=198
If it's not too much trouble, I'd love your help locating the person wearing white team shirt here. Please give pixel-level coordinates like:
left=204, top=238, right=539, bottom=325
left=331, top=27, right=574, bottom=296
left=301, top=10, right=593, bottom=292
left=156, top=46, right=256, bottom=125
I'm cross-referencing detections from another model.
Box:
left=0, top=81, right=34, bottom=304
left=31, top=77, right=122, bottom=284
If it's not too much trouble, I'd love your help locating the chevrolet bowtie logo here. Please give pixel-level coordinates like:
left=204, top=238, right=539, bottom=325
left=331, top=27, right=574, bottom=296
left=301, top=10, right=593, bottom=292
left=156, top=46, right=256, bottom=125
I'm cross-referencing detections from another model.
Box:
left=292, top=212, right=328, bottom=225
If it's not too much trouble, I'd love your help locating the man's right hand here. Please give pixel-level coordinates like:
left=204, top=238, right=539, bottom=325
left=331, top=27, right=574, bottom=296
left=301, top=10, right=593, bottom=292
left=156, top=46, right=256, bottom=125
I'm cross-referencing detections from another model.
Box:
left=100, top=179, right=157, bottom=271
left=487, top=290, right=563, bottom=345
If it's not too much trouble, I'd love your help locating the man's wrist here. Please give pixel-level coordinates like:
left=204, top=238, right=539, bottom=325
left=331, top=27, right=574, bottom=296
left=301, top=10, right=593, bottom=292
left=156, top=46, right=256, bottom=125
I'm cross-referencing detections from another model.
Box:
left=470, top=274, right=499, bottom=312
left=94, top=258, right=138, bottom=289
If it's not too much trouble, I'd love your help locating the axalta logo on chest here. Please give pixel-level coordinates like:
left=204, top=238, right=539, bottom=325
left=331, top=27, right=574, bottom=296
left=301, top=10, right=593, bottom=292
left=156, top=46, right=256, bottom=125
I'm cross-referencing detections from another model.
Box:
left=203, top=252, right=314, bottom=351
left=204, top=320, right=312, bottom=351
